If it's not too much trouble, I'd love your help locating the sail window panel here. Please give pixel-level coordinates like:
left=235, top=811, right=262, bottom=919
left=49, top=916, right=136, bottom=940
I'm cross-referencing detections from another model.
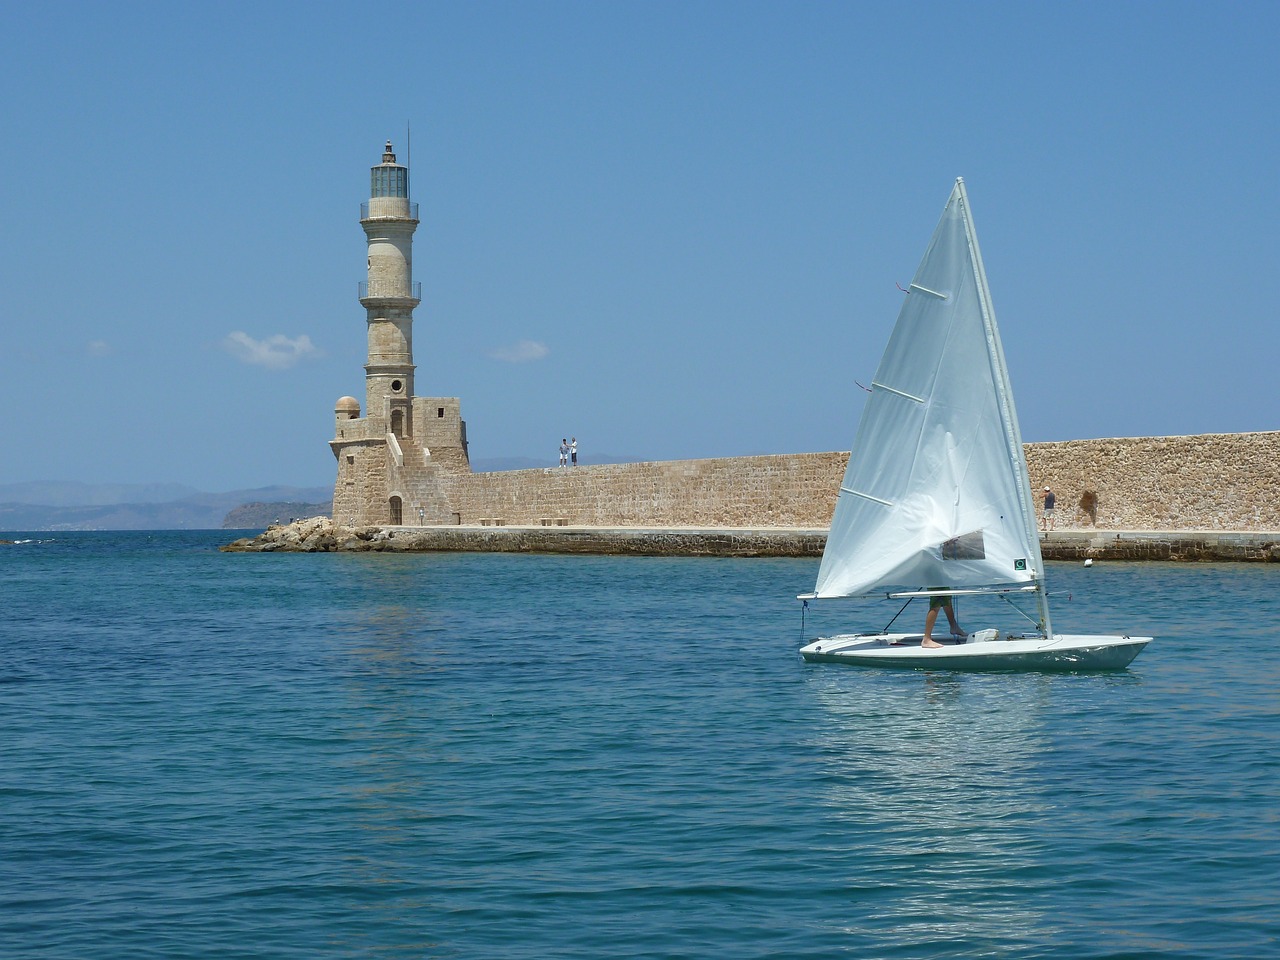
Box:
left=941, top=530, right=986, bottom=560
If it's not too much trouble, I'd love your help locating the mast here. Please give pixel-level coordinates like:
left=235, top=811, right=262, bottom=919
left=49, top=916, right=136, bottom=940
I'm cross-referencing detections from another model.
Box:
left=956, top=178, right=1053, bottom=638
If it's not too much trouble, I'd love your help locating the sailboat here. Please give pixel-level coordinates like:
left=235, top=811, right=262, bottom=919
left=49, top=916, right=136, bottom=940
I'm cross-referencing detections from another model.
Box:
left=799, top=179, right=1150, bottom=671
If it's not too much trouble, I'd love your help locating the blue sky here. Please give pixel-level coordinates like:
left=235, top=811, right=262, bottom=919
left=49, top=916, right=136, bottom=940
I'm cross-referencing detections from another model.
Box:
left=1, top=1, right=1276, bottom=492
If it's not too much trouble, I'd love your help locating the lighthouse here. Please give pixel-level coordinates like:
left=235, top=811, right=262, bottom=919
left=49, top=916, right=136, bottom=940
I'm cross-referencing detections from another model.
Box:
left=361, top=140, right=418, bottom=440
left=331, top=140, right=469, bottom=527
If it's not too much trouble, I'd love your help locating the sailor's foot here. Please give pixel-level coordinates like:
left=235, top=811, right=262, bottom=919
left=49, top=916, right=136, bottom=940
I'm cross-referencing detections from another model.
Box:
left=921, top=638, right=943, bottom=649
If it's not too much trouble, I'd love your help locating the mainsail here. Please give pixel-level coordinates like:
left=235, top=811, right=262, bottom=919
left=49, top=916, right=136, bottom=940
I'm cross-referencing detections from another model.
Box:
left=812, top=179, right=1044, bottom=605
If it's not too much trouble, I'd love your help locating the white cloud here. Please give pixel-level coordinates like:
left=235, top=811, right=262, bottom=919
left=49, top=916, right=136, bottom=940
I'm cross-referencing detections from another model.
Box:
left=87, top=340, right=112, bottom=356
left=487, top=339, right=549, bottom=363
left=223, top=331, right=320, bottom=369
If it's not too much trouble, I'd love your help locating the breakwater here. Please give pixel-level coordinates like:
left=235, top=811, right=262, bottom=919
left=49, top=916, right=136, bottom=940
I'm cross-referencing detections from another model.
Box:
left=223, top=518, right=826, bottom=557
left=223, top=518, right=1280, bottom=561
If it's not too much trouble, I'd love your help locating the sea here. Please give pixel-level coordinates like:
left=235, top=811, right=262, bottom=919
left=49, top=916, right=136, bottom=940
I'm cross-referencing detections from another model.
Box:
left=2, top=530, right=1277, bottom=959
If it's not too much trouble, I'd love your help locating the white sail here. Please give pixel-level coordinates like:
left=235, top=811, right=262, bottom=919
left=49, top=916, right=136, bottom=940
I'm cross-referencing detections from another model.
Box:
left=812, top=179, right=1044, bottom=603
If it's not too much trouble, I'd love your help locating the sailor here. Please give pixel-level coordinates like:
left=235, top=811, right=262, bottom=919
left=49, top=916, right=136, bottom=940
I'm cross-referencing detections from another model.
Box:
left=922, top=591, right=966, bottom=649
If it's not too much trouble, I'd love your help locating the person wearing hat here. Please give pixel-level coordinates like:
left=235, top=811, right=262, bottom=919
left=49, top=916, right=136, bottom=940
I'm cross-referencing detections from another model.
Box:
left=1041, top=486, right=1056, bottom=531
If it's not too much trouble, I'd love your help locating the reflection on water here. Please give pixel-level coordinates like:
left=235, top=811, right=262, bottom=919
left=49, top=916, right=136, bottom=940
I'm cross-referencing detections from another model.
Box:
left=805, top=668, right=1057, bottom=946
left=325, top=555, right=458, bottom=928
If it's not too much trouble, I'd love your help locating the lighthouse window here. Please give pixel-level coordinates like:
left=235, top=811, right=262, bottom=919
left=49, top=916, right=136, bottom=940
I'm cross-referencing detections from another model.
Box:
left=391, top=380, right=402, bottom=392
left=371, top=166, right=408, bottom=198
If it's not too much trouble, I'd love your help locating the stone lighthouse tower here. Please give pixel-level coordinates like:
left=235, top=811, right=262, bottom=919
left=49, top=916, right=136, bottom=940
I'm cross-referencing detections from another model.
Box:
left=330, top=141, right=470, bottom=526
left=362, top=140, right=418, bottom=438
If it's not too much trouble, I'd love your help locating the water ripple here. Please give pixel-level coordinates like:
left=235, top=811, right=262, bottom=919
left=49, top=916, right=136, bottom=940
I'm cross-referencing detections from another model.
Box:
left=1, top=537, right=1277, bottom=957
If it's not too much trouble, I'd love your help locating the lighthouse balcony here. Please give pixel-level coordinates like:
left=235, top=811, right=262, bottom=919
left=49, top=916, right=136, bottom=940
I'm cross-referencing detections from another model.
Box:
left=360, top=280, right=422, bottom=301
left=361, top=200, right=419, bottom=221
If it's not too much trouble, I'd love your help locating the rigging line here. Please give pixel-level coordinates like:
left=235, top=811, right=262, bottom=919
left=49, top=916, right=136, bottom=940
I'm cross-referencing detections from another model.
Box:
left=881, top=596, right=914, bottom=633
left=999, top=592, right=1041, bottom=627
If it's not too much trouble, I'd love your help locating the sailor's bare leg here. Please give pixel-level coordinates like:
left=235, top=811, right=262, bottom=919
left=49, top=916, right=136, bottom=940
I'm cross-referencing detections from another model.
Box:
left=922, top=608, right=943, bottom=648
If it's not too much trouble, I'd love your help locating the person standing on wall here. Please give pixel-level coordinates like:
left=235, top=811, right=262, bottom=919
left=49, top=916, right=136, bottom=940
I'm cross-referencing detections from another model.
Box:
left=570, top=437, right=578, bottom=467
left=559, top=439, right=569, bottom=468
left=1042, top=486, right=1056, bottom=531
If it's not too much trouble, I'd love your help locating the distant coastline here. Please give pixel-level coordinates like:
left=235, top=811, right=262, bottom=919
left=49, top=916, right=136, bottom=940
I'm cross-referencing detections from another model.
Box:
left=0, top=483, right=331, bottom=531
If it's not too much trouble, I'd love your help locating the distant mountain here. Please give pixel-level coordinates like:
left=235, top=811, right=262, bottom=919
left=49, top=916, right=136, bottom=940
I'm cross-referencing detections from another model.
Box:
left=222, top=501, right=332, bottom=529
left=0, top=484, right=333, bottom=532
left=0, top=480, right=201, bottom=507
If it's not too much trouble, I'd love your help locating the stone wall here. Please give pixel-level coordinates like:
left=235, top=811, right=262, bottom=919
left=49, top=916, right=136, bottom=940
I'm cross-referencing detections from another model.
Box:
left=331, top=393, right=470, bottom=527
left=332, top=438, right=392, bottom=526
left=437, top=452, right=848, bottom=527
left=421, top=431, right=1280, bottom=531
left=1026, top=432, right=1280, bottom=530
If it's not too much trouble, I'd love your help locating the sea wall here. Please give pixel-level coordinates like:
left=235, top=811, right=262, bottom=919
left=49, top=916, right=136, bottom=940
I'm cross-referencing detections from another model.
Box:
left=1025, top=432, right=1280, bottom=530
left=436, top=452, right=848, bottom=527
left=427, top=432, right=1280, bottom=532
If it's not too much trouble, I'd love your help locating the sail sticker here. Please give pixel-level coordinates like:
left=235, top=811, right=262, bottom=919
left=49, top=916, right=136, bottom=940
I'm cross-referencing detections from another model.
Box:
left=1014, top=559, right=1027, bottom=571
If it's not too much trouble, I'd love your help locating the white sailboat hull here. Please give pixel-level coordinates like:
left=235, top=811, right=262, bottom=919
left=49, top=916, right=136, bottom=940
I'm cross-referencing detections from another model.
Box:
left=799, top=633, right=1151, bottom=672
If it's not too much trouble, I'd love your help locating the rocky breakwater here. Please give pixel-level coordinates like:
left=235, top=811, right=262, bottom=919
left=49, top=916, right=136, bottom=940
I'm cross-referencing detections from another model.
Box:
left=224, top=518, right=1280, bottom=562
left=221, top=517, right=826, bottom=557
left=221, top=517, right=378, bottom=552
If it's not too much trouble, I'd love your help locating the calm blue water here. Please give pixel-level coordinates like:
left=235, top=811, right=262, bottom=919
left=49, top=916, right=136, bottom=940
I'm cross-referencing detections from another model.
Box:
left=2, top=531, right=1277, bottom=959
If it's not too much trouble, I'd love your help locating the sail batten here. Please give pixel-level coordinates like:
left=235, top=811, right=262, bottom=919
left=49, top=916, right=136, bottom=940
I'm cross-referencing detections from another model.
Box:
left=908, top=283, right=949, bottom=299
left=839, top=487, right=894, bottom=507
left=812, top=180, right=1045, bottom=604
left=870, top=381, right=926, bottom=403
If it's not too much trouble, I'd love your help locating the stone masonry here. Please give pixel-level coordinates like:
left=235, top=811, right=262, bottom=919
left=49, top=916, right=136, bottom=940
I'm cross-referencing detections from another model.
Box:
left=354, top=431, right=1277, bottom=532
left=1024, top=432, right=1280, bottom=530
